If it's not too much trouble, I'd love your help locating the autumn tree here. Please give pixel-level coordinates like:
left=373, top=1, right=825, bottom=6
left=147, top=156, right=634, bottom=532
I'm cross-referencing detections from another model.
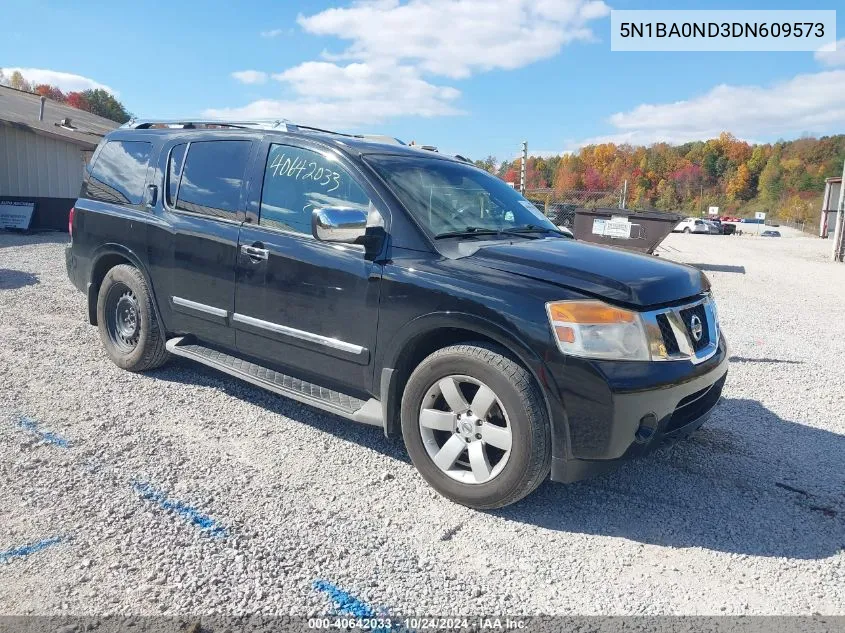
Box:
left=65, top=91, right=90, bottom=111
left=9, top=70, right=32, bottom=92
left=726, top=164, right=752, bottom=201
left=35, top=84, right=66, bottom=102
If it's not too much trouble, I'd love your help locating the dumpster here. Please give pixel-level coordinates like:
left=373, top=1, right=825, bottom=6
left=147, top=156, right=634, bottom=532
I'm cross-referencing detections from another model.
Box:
left=567, top=208, right=682, bottom=255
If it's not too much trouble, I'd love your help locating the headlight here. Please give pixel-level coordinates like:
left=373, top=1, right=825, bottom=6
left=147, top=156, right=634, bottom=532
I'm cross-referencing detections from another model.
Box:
left=545, top=300, right=650, bottom=361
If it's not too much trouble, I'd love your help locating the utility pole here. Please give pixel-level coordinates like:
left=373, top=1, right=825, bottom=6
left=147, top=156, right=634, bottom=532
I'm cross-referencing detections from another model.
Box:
left=520, top=141, right=527, bottom=195
left=833, top=158, right=845, bottom=262
left=619, top=179, right=628, bottom=209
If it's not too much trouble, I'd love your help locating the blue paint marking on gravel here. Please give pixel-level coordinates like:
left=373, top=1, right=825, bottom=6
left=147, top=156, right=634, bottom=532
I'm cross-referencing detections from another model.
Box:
left=131, top=481, right=227, bottom=537
left=0, top=536, right=63, bottom=563
left=313, top=580, right=378, bottom=618
left=16, top=414, right=70, bottom=448
left=313, top=580, right=411, bottom=632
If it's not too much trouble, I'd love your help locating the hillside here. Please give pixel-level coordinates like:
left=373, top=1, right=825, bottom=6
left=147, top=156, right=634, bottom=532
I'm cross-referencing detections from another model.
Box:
left=482, top=133, right=845, bottom=224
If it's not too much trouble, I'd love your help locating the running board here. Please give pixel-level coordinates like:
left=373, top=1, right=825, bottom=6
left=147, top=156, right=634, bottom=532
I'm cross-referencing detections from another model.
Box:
left=165, top=337, right=383, bottom=427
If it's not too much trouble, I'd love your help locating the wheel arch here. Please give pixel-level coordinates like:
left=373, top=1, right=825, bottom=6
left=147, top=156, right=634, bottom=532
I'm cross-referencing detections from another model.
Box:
left=87, top=244, right=165, bottom=331
left=378, top=312, right=567, bottom=458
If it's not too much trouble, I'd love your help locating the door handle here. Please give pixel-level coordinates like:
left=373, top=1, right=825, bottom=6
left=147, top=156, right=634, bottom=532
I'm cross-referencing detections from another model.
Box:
left=241, top=244, right=269, bottom=261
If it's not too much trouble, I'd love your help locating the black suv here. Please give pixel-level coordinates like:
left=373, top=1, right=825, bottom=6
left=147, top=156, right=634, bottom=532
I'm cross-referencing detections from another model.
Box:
left=66, top=120, right=728, bottom=509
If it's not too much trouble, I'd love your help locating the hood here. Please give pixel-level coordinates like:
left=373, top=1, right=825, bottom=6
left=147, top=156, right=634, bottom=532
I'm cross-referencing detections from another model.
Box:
left=468, top=238, right=707, bottom=307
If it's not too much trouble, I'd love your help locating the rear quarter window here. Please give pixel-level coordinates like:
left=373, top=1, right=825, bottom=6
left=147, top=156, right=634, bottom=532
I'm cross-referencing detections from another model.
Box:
left=84, top=140, right=152, bottom=206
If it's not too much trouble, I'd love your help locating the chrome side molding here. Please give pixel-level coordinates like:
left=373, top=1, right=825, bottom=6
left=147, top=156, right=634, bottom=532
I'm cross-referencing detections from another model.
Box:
left=232, top=313, right=365, bottom=355
left=172, top=296, right=228, bottom=318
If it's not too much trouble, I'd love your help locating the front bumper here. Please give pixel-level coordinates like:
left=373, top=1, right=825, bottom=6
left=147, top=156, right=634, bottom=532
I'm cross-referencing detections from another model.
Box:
left=549, top=335, right=729, bottom=483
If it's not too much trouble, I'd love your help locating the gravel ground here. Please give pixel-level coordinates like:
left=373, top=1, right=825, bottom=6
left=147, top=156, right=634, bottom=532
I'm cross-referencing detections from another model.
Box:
left=0, top=230, right=843, bottom=618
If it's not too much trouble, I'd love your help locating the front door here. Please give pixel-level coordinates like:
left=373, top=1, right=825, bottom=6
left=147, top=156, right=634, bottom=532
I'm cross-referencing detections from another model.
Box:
left=233, top=140, right=384, bottom=395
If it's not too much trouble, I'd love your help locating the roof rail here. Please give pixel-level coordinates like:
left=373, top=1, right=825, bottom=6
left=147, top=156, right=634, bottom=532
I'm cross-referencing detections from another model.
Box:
left=121, top=118, right=292, bottom=131
left=360, top=134, right=406, bottom=146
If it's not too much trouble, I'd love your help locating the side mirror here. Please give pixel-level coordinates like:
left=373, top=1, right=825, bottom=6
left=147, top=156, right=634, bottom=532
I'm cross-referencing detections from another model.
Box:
left=312, top=207, right=368, bottom=244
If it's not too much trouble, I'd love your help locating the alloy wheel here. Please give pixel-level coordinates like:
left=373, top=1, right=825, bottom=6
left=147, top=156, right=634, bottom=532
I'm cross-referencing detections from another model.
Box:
left=418, top=375, right=512, bottom=484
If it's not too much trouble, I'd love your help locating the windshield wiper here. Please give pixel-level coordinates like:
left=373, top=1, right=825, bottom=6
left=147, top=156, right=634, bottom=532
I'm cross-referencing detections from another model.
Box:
left=434, top=227, right=504, bottom=239
left=499, top=225, right=561, bottom=238
left=434, top=225, right=554, bottom=240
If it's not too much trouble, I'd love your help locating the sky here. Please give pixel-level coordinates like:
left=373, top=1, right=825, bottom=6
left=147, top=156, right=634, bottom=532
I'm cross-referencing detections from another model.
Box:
left=1, top=0, right=844, bottom=161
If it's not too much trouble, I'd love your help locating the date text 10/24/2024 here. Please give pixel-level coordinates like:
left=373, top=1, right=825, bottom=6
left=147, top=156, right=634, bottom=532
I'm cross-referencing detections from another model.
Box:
left=307, top=617, right=528, bottom=630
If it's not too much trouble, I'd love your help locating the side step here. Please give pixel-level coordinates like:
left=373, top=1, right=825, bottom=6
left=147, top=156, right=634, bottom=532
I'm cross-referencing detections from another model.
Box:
left=165, top=337, right=383, bottom=427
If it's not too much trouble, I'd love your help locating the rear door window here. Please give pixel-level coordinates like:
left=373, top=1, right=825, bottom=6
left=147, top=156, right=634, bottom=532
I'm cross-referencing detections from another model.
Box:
left=85, top=140, right=152, bottom=206
left=174, top=140, right=252, bottom=220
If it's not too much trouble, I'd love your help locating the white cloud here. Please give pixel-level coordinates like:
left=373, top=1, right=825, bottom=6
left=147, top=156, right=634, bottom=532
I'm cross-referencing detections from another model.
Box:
left=205, top=61, right=462, bottom=129
left=208, top=0, right=608, bottom=131
left=815, top=38, right=845, bottom=67
left=298, top=0, right=610, bottom=79
left=576, top=70, right=845, bottom=147
left=231, top=70, right=268, bottom=84
left=0, top=67, right=116, bottom=94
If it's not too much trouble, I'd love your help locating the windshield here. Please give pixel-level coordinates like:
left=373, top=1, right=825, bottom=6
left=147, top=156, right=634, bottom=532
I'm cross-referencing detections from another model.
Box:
left=366, top=154, right=558, bottom=238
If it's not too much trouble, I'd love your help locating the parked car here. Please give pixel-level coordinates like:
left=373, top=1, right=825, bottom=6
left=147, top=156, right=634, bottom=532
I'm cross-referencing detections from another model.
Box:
left=721, top=222, right=737, bottom=235
left=704, top=219, right=723, bottom=234
left=761, top=230, right=781, bottom=237
left=65, top=119, right=728, bottom=509
left=673, top=217, right=711, bottom=234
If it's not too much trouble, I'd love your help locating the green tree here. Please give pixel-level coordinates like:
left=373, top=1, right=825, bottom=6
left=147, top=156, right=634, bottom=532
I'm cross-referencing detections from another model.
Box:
left=473, top=155, right=497, bottom=174
left=81, top=88, right=131, bottom=123
left=655, top=179, right=678, bottom=210
left=758, top=152, right=784, bottom=206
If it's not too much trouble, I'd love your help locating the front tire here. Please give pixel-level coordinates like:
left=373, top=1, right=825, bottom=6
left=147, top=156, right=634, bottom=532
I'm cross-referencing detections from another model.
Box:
left=96, top=264, right=169, bottom=372
left=683, top=227, right=691, bottom=234
left=401, top=343, right=551, bottom=509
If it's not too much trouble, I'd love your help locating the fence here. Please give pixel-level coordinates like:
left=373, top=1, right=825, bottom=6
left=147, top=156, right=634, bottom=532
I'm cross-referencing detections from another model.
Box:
left=524, top=188, right=623, bottom=230
left=769, top=218, right=816, bottom=235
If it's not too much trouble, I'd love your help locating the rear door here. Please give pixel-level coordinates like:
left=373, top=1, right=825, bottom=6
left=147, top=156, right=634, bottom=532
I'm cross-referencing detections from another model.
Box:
left=233, top=138, right=385, bottom=395
left=157, top=137, right=255, bottom=347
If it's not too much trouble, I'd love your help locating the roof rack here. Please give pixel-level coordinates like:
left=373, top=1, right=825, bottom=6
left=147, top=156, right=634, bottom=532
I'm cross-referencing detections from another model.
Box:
left=121, top=118, right=292, bottom=131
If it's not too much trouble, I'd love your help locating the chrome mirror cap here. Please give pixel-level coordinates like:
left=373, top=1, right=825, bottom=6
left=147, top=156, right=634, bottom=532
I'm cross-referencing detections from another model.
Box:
left=311, top=207, right=368, bottom=244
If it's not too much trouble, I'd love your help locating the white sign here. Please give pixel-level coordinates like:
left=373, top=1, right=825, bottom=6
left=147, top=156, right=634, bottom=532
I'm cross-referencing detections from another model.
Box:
left=708, top=206, right=719, bottom=216
left=0, top=201, right=35, bottom=230
left=755, top=211, right=767, bottom=220
left=592, top=217, right=633, bottom=239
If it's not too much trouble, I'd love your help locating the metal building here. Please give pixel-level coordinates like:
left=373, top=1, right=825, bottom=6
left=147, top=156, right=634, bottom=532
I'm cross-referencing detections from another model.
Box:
left=0, top=85, right=117, bottom=230
left=820, top=176, right=841, bottom=238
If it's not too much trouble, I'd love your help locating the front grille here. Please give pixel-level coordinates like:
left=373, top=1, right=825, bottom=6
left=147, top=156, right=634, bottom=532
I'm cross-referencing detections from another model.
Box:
left=679, top=303, right=710, bottom=351
left=655, top=313, right=680, bottom=354
left=664, top=373, right=726, bottom=432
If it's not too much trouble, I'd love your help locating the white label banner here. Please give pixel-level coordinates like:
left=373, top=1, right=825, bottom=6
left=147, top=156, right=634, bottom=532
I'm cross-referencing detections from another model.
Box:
left=612, top=10, right=836, bottom=51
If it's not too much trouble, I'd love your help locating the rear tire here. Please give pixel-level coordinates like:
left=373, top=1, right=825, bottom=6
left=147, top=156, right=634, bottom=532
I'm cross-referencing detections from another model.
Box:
left=401, top=343, right=551, bottom=509
left=96, top=264, right=169, bottom=372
